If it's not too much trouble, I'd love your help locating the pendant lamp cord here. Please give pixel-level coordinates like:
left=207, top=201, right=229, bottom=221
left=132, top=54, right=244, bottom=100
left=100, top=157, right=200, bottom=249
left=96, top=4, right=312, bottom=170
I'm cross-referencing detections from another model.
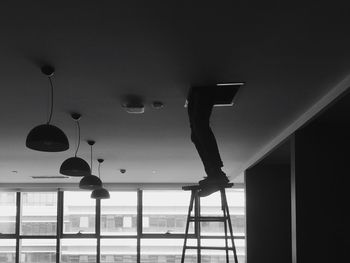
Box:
left=74, top=121, right=81, bottom=157
left=90, top=144, right=93, bottom=173
left=47, top=76, right=54, bottom=124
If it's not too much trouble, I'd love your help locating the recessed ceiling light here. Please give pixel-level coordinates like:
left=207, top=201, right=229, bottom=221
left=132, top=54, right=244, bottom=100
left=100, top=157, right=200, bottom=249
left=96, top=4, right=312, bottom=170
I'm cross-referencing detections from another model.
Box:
left=32, top=176, right=69, bottom=179
left=216, top=82, right=245, bottom=86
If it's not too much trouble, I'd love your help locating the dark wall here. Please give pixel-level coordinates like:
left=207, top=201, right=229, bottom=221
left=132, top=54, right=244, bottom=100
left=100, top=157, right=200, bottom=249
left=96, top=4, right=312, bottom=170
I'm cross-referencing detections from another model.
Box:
left=245, top=164, right=292, bottom=263
left=292, top=123, right=348, bottom=263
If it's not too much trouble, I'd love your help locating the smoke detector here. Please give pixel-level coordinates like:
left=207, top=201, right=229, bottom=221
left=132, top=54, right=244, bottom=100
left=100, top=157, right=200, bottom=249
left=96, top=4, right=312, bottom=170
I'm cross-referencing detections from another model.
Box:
left=121, top=95, right=145, bottom=114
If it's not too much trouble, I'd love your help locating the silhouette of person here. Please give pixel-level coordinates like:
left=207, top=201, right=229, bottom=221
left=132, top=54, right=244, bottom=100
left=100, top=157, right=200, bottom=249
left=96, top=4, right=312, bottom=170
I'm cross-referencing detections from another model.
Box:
left=187, top=86, right=229, bottom=196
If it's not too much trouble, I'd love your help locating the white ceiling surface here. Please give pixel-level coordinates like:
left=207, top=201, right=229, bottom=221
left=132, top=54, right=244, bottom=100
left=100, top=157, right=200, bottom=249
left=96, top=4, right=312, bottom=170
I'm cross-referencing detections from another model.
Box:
left=1, top=2, right=350, bottom=185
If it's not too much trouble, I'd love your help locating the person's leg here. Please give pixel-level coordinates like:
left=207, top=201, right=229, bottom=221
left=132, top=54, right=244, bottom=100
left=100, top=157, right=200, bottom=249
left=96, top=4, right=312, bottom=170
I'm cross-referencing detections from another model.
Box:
left=188, top=89, right=224, bottom=178
left=187, top=89, right=211, bottom=174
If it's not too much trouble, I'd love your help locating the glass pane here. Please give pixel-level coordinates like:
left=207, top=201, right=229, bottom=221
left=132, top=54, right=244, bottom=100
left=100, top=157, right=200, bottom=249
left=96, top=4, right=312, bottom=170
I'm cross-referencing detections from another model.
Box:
left=141, top=239, right=196, bottom=263
left=143, top=190, right=193, bottom=234
left=141, top=239, right=245, bottom=263
left=63, top=192, right=96, bottom=234
left=100, top=239, right=137, bottom=262
left=0, top=239, right=16, bottom=263
left=0, top=192, right=16, bottom=234
left=21, top=192, right=57, bottom=235
left=61, top=239, right=96, bottom=263
left=101, top=192, right=137, bottom=235
left=187, top=238, right=246, bottom=263
left=20, top=239, right=56, bottom=263
left=200, top=189, right=245, bottom=236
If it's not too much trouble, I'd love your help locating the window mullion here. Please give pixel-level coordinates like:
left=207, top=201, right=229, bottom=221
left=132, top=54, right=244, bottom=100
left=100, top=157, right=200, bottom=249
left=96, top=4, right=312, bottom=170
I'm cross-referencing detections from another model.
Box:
left=137, top=189, right=142, bottom=263
left=96, top=198, right=101, bottom=263
left=56, top=191, right=63, bottom=263
left=15, top=192, right=21, bottom=263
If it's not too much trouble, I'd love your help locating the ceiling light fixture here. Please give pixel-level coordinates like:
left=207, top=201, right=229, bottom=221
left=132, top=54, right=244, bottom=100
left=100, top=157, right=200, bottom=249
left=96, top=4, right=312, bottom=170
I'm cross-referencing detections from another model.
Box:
left=79, top=140, right=102, bottom=190
left=60, top=113, right=91, bottom=177
left=25, top=65, right=69, bottom=152
left=216, top=82, right=245, bottom=86
left=91, top=159, right=110, bottom=199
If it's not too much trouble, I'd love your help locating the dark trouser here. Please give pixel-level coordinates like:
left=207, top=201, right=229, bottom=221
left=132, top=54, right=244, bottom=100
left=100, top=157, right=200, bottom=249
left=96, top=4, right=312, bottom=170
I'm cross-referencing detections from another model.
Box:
left=188, top=88, right=223, bottom=178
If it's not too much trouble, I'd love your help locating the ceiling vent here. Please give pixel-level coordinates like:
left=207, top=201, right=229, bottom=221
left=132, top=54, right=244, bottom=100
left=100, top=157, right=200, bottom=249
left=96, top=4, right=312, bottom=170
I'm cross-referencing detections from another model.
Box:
left=32, top=176, right=69, bottom=179
left=185, top=82, right=244, bottom=107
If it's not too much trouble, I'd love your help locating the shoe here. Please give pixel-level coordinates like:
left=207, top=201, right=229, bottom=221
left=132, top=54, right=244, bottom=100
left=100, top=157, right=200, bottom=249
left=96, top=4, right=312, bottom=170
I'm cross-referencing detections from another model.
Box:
left=198, top=176, right=229, bottom=197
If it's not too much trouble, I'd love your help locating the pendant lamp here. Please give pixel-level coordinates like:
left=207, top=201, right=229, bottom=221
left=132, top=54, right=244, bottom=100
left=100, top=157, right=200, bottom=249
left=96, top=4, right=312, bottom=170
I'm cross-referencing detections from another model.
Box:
left=79, top=140, right=102, bottom=190
left=60, top=113, right=91, bottom=176
left=26, top=65, right=69, bottom=152
left=91, top=159, right=110, bottom=199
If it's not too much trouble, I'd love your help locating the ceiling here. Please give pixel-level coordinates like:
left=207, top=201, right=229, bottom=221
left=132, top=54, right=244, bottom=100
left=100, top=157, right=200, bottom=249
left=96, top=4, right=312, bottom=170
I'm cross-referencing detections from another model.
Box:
left=1, top=1, right=350, bottom=186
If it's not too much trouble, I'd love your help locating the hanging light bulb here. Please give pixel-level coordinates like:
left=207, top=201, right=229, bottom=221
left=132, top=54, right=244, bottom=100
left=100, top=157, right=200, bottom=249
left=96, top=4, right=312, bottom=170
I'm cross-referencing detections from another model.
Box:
left=26, top=65, right=69, bottom=152
left=60, top=113, right=91, bottom=176
left=79, top=140, right=102, bottom=190
left=91, top=159, right=110, bottom=199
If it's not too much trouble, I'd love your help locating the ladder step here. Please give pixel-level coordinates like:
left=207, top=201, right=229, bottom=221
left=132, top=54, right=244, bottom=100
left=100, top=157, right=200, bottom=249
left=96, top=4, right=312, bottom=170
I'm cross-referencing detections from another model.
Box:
left=190, top=216, right=227, bottom=222
left=185, top=246, right=234, bottom=251
left=182, top=183, right=234, bottom=191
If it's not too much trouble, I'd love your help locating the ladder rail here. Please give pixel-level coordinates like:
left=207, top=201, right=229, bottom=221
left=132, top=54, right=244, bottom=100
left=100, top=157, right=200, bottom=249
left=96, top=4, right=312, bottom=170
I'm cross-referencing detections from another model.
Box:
left=182, top=184, right=237, bottom=263
left=223, top=189, right=239, bottom=263
left=222, top=189, right=230, bottom=262
left=181, top=190, right=195, bottom=263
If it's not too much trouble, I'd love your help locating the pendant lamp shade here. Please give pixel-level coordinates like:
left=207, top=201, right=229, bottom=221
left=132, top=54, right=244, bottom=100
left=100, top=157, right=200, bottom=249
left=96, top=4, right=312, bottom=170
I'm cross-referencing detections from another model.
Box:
left=26, top=66, right=69, bottom=152
left=90, top=158, right=110, bottom=199
left=60, top=157, right=91, bottom=177
left=91, top=187, right=110, bottom=199
left=79, top=140, right=102, bottom=190
left=26, top=124, right=69, bottom=152
left=60, top=113, right=89, bottom=176
left=79, top=175, right=102, bottom=190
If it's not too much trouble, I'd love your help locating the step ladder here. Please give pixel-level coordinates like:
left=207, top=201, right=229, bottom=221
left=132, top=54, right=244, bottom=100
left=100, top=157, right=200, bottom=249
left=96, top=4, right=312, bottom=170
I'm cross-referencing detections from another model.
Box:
left=181, top=183, right=238, bottom=263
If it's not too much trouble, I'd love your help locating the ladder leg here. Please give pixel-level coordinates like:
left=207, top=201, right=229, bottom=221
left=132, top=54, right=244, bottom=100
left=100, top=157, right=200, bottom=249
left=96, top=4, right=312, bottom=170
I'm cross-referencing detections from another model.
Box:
left=195, top=192, right=201, bottom=263
left=223, top=190, right=239, bottom=263
left=221, top=190, right=229, bottom=263
left=181, top=190, right=195, bottom=263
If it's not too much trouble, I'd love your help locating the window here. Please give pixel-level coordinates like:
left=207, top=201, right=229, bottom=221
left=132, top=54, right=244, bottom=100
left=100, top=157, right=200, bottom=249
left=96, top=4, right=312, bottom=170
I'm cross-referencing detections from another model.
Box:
left=143, top=190, right=192, bottom=234
left=141, top=239, right=196, bottom=263
left=0, top=192, right=16, bottom=234
left=63, top=192, right=96, bottom=234
left=100, top=192, right=137, bottom=235
left=200, top=189, right=245, bottom=236
left=61, top=239, right=97, bottom=263
left=20, top=192, right=57, bottom=235
left=61, top=238, right=97, bottom=263
left=0, top=188, right=246, bottom=263
left=0, top=239, right=15, bottom=263
left=100, top=239, right=137, bottom=263
left=20, top=239, right=56, bottom=263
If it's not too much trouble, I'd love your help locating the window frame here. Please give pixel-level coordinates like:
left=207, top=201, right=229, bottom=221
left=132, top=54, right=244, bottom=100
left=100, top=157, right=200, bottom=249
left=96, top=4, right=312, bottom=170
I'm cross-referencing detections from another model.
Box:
left=0, top=189, right=245, bottom=263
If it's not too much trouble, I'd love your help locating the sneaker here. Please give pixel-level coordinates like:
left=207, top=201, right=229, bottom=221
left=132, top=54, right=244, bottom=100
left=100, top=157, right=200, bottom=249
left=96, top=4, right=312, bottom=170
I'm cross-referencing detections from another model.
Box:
left=198, top=176, right=229, bottom=197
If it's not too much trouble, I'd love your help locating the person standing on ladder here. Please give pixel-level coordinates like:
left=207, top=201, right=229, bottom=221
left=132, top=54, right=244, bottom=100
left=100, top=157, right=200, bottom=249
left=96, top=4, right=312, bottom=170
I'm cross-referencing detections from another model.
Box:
left=187, top=86, right=229, bottom=197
